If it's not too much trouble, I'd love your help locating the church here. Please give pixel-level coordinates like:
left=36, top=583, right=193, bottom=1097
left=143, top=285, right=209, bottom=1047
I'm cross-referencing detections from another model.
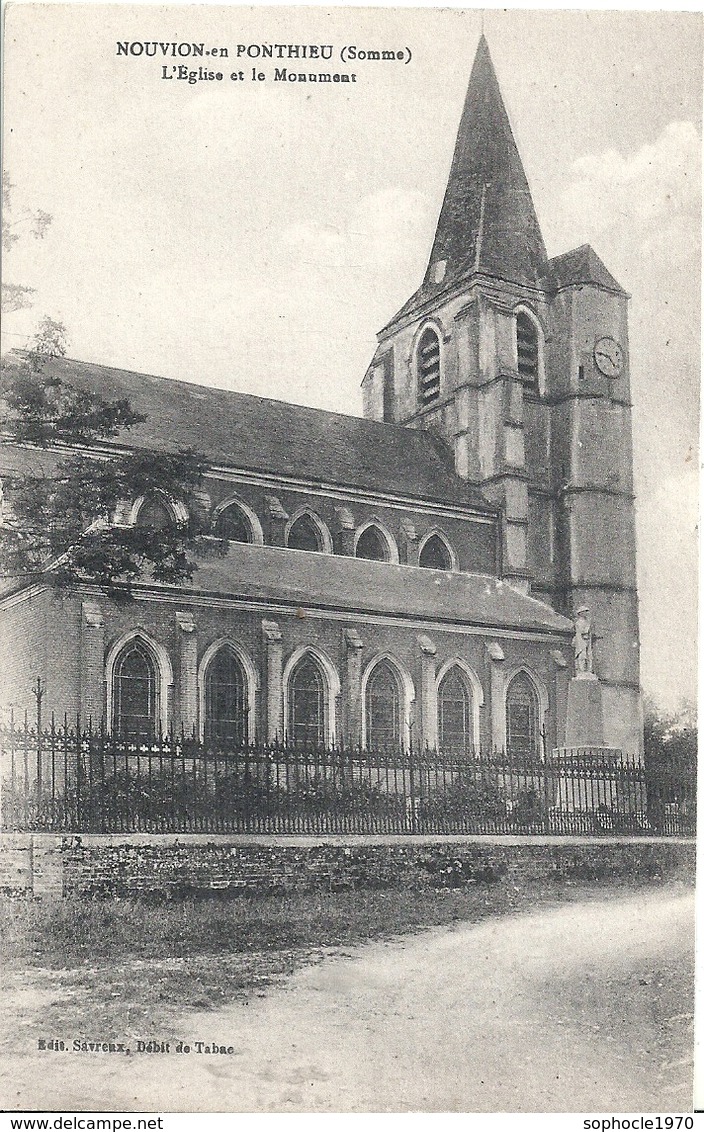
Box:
left=0, top=37, right=643, bottom=760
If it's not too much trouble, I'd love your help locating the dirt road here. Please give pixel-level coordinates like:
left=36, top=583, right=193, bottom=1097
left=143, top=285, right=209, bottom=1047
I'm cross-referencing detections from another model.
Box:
left=2, top=886, right=694, bottom=1112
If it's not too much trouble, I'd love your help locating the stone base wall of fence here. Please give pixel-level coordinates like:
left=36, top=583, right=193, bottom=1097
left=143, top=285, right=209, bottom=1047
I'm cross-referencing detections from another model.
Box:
left=0, top=832, right=695, bottom=899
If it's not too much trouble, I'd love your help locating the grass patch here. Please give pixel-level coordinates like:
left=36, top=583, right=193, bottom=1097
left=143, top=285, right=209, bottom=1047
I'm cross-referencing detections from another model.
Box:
left=0, top=877, right=692, bottom=1049
left=2, top=879, right=611, bottom=963
left=2, top=876, right=692, bottom=965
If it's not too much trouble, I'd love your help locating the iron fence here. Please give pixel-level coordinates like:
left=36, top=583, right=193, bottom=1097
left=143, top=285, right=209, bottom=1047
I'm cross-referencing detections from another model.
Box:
left=0, top=716, right=695, bottom=837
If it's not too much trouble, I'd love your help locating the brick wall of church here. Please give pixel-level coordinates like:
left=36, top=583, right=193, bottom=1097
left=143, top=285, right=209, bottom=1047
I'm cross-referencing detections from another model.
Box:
left=0, top=589, right=49, bottom=721
left=0, top=589, right=84, bottom=726
left=2, top=585, right=571, bottom=755
left=202, top=477, right=497, bottom=575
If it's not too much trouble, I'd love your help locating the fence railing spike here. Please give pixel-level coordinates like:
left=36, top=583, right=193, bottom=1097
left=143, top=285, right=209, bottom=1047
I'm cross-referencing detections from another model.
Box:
left=0, top=725, right=693, bottom=837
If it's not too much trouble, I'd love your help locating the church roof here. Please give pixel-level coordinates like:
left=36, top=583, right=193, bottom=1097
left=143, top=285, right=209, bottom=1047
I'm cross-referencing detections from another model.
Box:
left=167, top=542, right=573, bottom=634
left=546, top=244, right=627, bottom=295
left=383, top=36, right=548, bottom=331
left=4, top=354, right=493, bottom=512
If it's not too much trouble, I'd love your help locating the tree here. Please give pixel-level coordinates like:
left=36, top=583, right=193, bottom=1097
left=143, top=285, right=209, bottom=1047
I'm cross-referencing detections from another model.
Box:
left=0, top=320, right=217, bottom=598
left=643, top=695, right=697, bottom=771
left=2, top=176, right=216, bottom=598
left=2, top=171, right=52, bottom=314
left=642, top=695, right=697, bottom=821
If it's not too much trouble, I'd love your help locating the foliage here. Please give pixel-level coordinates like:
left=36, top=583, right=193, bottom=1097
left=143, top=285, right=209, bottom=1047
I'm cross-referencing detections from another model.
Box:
left=3, top=179, right=217, bottom=596
left=63, top=765, right=409, bottom=830
left=419, top=770, right=508, bottom=827
left=1, top=320, right=219, bottom=596
left=0, top=881, right=612, bottom=963
left=642, top=698, right=697, bottom=830
left=509, top=787, right=547, bottom=828
left=592, top=806, right=646, bottom=835
left=2, top=171, right=52, bottom=314
left=643, top=697, right=697, bottom=780
left=1, top=320, right=141, bottom=445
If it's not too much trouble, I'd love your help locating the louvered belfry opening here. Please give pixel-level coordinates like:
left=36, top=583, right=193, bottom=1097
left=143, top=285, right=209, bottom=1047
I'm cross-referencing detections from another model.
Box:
left=516, top=312, right=539, bottom=393
left=418, top=327, right=441, bottom=406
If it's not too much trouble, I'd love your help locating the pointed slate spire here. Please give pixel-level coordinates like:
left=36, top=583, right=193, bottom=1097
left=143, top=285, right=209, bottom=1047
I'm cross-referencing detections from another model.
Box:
left=426, top=35, right=547, bottom=291
left=380, top=37, right=553, bottom=334
left=382, top=38, right=548, bottom=331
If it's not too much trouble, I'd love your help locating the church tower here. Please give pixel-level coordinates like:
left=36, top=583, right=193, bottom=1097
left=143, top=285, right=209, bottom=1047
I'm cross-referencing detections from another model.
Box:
left=362, top=36, right=643, bottom=757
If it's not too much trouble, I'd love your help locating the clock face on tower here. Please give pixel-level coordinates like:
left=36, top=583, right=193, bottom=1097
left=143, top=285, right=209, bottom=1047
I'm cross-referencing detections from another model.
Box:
left=593, top=336, right=624, bottom=378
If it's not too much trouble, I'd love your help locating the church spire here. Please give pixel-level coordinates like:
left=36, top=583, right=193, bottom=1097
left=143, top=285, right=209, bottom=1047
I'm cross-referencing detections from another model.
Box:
left=427, top=35, right=547, bottom=291
left=383, top=36, right=548, bottom=331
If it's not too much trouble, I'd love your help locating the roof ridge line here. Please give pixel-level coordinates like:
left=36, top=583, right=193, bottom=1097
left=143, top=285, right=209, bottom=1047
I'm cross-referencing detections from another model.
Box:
left=3, top=351, right=494, bottom=508
left=24, top=351, right=449, bottom=438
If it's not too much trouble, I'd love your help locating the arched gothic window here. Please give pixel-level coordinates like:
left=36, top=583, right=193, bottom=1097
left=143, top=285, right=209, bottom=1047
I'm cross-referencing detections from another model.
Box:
left=356, top=525, right=388, bottom=562
left=438, top=668, right=472, bottom=753
left=516, top=312, right=539, bottom=395
left=204, top=646, right=247, bottom=743
left=287, top=514, right=323, bottom=553
left=135, top=496, right=172, bottom=529
left=113, top=640, right=158, bottom=736
left=289, top=655, right=325, bottom=745
left=215, top=503, right=252, bottom=543
left=419, top=533, right=453, bottom=571
left=366, top=661, right=401, bottom=749
left=417, top=327, right=441, bottom=406
left=506, top=672, right=540, bottom=759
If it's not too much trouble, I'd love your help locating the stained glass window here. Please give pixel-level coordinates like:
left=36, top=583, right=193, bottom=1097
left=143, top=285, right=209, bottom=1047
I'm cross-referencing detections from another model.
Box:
left=439, top=668, right=472, bottom=753
left=366, top=661, right=401, bottom=749
left=289, top=655, right=325, bottom=744
left=506, top=672, right=539, bottom=758
left=205, top=647, right=247, bottom=743
left=113, top=641, right=158, bottom=736
left=215, top=504, right=251, bottom=543
left=419, top=534, right=452, bottom=571
left=287, top=515, right=322, bottom=553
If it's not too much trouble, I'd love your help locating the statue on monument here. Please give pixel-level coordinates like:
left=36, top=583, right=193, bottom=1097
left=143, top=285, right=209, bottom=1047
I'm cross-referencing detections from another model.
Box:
left=565, top=606, right=607, bottom=748
left=572, top=606, right=594, bottom=677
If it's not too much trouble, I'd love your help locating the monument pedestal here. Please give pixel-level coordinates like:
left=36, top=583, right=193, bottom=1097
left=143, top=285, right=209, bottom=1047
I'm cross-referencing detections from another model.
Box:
left=556, top=675, right=635, bottom=818
left=564, top=673, right=604, bottom=748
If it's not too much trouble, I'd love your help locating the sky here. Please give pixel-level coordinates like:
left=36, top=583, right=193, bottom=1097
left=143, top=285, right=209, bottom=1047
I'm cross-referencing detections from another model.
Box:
left=2, top=5, right=701, bottom=713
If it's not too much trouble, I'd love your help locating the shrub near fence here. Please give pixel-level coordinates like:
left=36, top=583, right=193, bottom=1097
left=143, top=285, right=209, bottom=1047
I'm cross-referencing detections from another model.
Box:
left=0, top=717, right=696, bottom=837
